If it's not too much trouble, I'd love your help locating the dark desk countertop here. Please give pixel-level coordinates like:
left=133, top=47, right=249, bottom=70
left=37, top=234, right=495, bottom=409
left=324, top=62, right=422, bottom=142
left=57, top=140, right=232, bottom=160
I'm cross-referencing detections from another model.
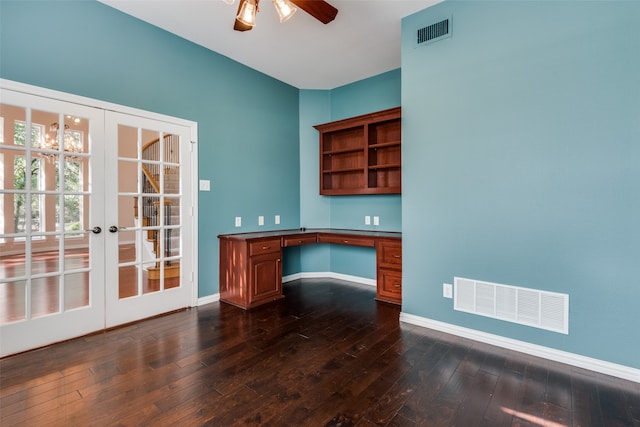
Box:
left=218, top=228, right=401, bottom=240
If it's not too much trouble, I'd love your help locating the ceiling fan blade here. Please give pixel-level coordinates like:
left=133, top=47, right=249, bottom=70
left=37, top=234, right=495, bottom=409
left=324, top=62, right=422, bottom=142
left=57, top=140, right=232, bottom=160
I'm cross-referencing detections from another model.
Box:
left=233, top=1, right=253, bottom=32
left=290, top=0, right=338, bottom=24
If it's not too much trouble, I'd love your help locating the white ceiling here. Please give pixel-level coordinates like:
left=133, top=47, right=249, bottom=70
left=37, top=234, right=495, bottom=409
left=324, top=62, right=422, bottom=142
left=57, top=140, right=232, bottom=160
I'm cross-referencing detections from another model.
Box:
left=98, top=0, right=440, bottom=90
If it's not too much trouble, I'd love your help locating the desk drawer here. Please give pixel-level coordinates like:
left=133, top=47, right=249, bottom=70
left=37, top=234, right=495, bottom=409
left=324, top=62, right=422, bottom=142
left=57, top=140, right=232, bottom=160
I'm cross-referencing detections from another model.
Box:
left=377, top=268, right=402, bottom=304
left=317, top=233, right=376, bottom=248
left=381, top=270, right=402, bottom=294
left=282, top=234, right=317, bottom=247
left=249, top=238, right=281, bottom=256
left=378, top=241, right=402, bottom=267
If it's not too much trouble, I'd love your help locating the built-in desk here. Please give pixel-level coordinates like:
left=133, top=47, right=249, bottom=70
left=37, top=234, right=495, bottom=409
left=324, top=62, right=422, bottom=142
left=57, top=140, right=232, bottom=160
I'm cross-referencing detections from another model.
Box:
left=218, top=229, right=402, bottom=309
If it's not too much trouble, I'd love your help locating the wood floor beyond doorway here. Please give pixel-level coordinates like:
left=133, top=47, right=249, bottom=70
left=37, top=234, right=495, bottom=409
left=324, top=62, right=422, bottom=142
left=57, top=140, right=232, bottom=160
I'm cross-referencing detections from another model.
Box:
left=1, top=279, right=639, bottom=426
left=0, top=246, right=179, bottom=324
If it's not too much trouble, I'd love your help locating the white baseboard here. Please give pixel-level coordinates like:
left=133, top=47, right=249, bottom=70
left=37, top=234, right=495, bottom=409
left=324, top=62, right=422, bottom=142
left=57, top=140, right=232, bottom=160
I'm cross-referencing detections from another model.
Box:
left=399, top=312, right=640, bottom=384
left=283, top=272, right=376, bottom=287
left=197, top=293, right=220, bottom=306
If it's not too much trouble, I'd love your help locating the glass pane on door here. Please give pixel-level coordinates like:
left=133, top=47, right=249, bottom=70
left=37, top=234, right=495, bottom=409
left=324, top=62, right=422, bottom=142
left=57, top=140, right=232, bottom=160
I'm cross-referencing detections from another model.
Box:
left=0, top=102, right=93, bottom=326
left=115, top=125, right=183, bottom=300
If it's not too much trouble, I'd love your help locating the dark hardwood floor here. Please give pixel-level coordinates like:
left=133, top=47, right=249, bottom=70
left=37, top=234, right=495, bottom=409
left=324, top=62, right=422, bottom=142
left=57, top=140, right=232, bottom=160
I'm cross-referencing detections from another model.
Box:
left=1, top=279, right=639, bottom=426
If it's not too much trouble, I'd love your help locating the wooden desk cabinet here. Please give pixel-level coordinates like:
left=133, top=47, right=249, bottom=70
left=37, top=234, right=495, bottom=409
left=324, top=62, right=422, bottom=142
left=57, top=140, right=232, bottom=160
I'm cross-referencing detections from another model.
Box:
left=219, top=236, right=284, bottom=309
left=219, top=229, right=401, bottom=309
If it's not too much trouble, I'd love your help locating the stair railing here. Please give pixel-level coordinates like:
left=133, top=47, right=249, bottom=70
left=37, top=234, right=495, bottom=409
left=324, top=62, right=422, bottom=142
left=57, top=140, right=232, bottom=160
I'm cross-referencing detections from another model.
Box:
left=136, top=134, right=179, bottom=272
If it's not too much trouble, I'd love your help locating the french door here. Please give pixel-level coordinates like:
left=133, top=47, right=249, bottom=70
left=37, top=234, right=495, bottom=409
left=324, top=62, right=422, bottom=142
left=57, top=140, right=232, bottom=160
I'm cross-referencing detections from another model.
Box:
left=0, top=86, right=195, bottom=356
left=104, top=111, right=192, bottom=327
left=0, top=90, right=106, bottom=356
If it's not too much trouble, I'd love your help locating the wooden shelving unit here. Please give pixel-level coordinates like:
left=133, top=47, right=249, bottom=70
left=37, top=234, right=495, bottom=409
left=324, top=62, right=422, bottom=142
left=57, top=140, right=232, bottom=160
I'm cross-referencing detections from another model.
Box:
left=314, top=107, right=401, bottom=195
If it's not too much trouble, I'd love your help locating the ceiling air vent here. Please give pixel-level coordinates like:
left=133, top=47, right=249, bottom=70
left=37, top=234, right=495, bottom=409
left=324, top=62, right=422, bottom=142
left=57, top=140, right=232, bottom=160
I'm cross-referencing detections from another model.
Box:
left=415, top=16, right=451, bottom=47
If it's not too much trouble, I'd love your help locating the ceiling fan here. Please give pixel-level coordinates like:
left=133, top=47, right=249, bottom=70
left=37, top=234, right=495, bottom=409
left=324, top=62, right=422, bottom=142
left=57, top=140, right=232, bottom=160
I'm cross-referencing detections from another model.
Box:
left=225, top=0, right=338, bottom=32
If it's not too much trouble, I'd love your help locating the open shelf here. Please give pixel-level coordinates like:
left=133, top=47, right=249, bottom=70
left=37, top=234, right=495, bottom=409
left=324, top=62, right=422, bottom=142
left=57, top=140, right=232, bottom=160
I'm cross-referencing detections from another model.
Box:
left=322, top=167, right=365, bottom=173
left=314, top=107, right=401, bottom=196
left=323, top=147, right=364, bottom=155
left=369, top=141, right=401, bottom=149
left=368, top=163, right=401, bottom=170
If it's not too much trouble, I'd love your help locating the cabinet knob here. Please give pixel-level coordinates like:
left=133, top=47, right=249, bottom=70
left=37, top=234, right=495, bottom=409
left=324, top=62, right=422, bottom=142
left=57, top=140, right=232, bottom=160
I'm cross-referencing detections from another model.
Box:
left=262, top=246, right=270, bottom=250
left=393, top=255, right=401, bottom=258
left=393, top=284, right=401, bottom=288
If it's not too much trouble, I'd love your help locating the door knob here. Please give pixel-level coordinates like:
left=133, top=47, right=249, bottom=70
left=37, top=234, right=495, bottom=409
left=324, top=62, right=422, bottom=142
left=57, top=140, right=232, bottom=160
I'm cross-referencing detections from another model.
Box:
left=86, top=226, right=102, bottom=234
left=109, top=226, right=119, bottom=233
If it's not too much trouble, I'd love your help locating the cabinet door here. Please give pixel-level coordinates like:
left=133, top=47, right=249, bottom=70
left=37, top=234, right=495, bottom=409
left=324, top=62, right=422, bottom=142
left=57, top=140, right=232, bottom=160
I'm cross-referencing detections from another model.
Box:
left=250, top=252, right=282, bottom=304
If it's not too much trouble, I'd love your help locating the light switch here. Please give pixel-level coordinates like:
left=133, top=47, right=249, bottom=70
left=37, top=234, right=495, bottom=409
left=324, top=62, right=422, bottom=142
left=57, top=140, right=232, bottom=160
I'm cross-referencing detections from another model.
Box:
left=365, top=216, right=371, bottom=225
left=235, top=217, right=241, bottom=227
left=199, top=179, right=210, bottom=191
left=275, top=215, right=280, bottom=225
left=443, top=283, right=453, bottom=299
left=258, top=216, right=264, bottom=226
left=373, top=216, right=380, bottom=226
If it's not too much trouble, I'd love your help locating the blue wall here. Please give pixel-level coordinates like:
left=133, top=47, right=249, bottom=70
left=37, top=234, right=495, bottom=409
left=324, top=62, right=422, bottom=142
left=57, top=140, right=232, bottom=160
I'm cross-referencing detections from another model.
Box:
left=402, top=1, right=640, bottom=368
left=299, top=71, right=402, bottom=278
left=0, top=0, right=301, bottom=297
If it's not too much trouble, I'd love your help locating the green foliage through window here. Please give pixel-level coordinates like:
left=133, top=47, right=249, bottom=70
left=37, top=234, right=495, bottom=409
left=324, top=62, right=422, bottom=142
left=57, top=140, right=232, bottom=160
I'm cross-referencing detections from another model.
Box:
left=57, top=161, right=83, bottom=232
left=14, top=121, right=42, bottom=147
left=12, top=121, right=85, bottom=235
left=13, top=156, right=41, bottom=233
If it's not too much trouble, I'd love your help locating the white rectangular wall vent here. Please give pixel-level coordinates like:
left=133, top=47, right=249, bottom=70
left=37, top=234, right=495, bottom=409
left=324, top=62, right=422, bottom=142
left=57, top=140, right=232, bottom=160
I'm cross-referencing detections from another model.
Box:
left=454, top=277, right=569, bottom=334
left=415, top=17, right=451, bottom=47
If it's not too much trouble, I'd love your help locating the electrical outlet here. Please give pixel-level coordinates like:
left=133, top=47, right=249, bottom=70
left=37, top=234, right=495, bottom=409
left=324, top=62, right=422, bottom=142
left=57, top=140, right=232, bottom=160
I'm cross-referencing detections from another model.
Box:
left=443, top=283, right=453, bottom=299
left=235, top=217, right=241, bottom=227
left=275, top=215, right=280, bottom=225
left=365, top=216, right=371, bottom=225
left=199, top=179, right=211, bottom=191
left=373, top=216, right=380, bottom=226
left=258, top=216, right=264, bottom=226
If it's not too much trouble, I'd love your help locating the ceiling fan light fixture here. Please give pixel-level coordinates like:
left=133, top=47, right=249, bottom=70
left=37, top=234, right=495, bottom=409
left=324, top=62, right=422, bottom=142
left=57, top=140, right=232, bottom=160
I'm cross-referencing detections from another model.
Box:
left=273, top=0, right=297, bottom=23
left=237, top=0, right=258, bottom=27
left=222, top=0, right=235, bottom=5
